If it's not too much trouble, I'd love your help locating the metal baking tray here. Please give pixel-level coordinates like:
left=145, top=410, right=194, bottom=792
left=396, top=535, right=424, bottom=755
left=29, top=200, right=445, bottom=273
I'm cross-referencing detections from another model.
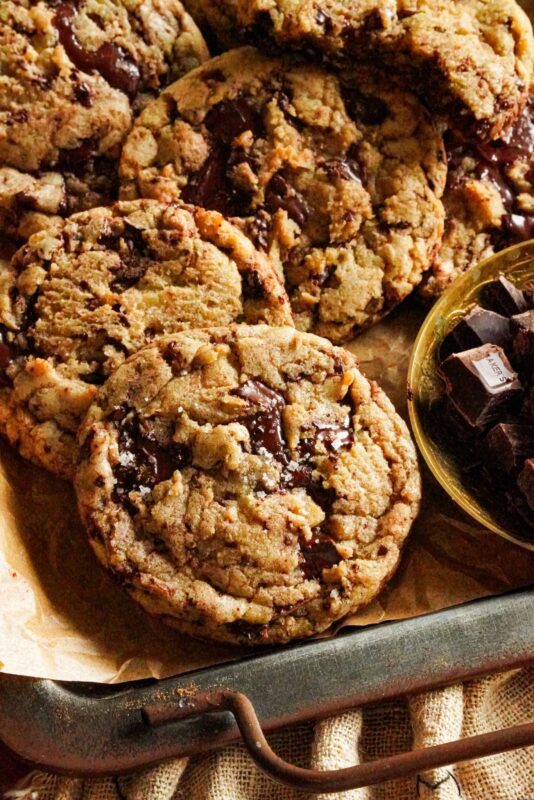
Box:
left=1, top=586, right=533, bottom=792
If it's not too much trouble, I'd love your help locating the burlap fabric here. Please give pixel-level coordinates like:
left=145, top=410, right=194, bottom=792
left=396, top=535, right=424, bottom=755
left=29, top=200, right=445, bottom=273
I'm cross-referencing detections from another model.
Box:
left=7, top=667, right=533, bottom=800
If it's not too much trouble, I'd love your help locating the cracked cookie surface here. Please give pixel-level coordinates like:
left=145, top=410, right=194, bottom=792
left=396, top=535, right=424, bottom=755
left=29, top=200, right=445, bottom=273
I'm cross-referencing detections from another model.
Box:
left=75, top=324, right=421, bottom=645
left=421, top=94, right=534, bottom=300
left=120, top=47, right=446, bottom=343
left=0, top=0, right=209, bottom=241
left=0, top=200, right=291, bottom=478
left=182, top=0, right=534, bottom=140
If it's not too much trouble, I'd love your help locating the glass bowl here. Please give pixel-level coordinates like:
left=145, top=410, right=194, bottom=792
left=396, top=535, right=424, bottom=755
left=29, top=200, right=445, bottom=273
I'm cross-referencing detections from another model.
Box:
left=407, top=240, right=534, bottom=551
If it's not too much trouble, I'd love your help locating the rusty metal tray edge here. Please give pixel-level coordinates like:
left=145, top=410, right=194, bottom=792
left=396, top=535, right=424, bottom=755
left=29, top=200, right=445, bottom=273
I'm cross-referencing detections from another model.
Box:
left=0, top=585, right=533, bottom=788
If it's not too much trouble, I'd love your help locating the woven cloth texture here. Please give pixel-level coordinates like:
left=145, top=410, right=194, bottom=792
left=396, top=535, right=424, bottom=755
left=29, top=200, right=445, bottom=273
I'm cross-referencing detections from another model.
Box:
left=7, top=667, right=533, bottom=800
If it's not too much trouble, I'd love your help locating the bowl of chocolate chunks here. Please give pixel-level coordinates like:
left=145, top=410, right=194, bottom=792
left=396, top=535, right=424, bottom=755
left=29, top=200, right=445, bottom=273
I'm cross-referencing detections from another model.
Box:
left=408, top=240, right=534, bottom=550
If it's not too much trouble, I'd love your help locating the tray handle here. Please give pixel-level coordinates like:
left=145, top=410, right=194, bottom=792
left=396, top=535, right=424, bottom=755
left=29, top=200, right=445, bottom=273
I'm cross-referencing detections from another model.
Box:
left=144, top=690, right=534, bottom=793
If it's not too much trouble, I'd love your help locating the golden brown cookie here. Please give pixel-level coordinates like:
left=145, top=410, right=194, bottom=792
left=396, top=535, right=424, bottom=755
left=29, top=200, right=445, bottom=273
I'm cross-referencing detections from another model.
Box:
left=0, top=0, right=209, bottom=241
left=183, top=0, right=534, bottom=140
left=0, top=200, right=292, bottom=478
left=120, top=48, right=447, bottom=342
left=75, top=325, right=421, bottom=645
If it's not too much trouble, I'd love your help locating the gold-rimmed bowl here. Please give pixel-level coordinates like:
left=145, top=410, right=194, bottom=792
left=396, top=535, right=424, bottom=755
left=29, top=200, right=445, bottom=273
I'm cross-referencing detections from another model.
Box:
left=408, top=240, right=534, bottom=551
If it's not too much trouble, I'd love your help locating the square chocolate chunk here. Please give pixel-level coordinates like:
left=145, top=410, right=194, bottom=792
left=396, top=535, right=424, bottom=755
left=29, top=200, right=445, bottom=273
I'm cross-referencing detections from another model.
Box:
left=511, top=310, right=534, bottom=374
left=481, top=276, right=528, bottom=317
left=440, top=305, right=511, bottom=361
left=482, top=422, right=534, bottom=473
left=439, top=344, right=522, bottom=428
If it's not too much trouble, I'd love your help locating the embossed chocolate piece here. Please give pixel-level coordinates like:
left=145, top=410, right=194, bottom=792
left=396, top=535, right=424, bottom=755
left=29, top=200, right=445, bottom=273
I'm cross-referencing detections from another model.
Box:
left=436, top=278, right=534, bottom=532
left=439, top=344, right=522, bottom=429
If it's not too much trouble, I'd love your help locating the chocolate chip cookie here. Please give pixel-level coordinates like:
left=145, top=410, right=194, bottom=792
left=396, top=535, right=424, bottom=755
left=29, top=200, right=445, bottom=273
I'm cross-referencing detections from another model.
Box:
left=0, top=0, right=209, bottom=241
left=0, top=200, right=291, bottom=478
left=120, top=48, right=446, bottom=343
left=182, top=0, right=533, bottom=140
left=421, top=94, right=534, bottom=300
left=75, top=324, right=421, bottom=645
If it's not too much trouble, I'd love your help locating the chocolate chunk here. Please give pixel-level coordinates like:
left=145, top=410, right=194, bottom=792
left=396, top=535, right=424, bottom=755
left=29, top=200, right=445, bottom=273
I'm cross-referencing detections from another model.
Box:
left=54, top=2, right=140, bottom=98
left=56, top=136, right=98, bottom=172
left=182, top=144, right=229, bottom=211
left=299, top=529, right=341, bottom=579
left=518, top=458, right=534, bottom=512
left=481, top=276, right=528, bottom=317
left=342, top=87, right=389, bottom=125
left=289, top=469, right=337, bottom=511
left=315, top=9, right=333, bottom=31
left=72, top=82, right=92, bottom=107
left=250, top=213, right=270, bottom=250
left=111, top=256, right=148, bottom=292
left=101, top=222, right=151, bottom=291
left=183, top=97, right=265, bottom=216
left=84, top=368, right=107, bottom=386
left=204, top=96, right=264, bottom=143
left=278, top=91, right=305, bottom=131
left=241, top=270, right=267, bottom=301
left=264, top=173, right=308, bottom=227
left=163, top=341, right=188, bottom=375
left=482, top=423, right=534, bottom=472
left=233, top=379, right=352, bottom=509
left=486, top=97, right=534, bottom=162
left=502, top=213, right=534, bottom=242
left=299, top=416, right=353, bottom=457
left=113, top=415, right=191, bottom=503
left=312, top=264, right=336, bottom=288
left=234, top=380, right=286, bottom=462
left=439, top=344, right=522, bottom=429
left=182, top=143, right=252, bottom=216
left=20, top=290, right=40, bottom=335
left=201, top=68, right=226, bottom=84
left=440, top=305, right=511, bottom=360
left=109, top=404, right=129, bottom=422
left=474, top=161, right=515, bottom=209
left=511, top=310, right=534, bottom=373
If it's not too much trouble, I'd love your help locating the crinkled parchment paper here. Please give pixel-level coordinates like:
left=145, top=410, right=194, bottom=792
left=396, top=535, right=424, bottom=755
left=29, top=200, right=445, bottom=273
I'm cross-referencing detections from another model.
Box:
left=0, top=300, right=532, bottom=683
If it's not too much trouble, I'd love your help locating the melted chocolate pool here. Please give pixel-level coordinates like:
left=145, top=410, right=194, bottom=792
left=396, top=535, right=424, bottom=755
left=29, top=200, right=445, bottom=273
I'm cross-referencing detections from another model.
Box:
left=113, top=415, right=191, bottom=504
left=182, top=97, right=264, bottom=216
left=447, top=99, right=534, bottom=243
left=54, top=2, right=140, bottom=98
